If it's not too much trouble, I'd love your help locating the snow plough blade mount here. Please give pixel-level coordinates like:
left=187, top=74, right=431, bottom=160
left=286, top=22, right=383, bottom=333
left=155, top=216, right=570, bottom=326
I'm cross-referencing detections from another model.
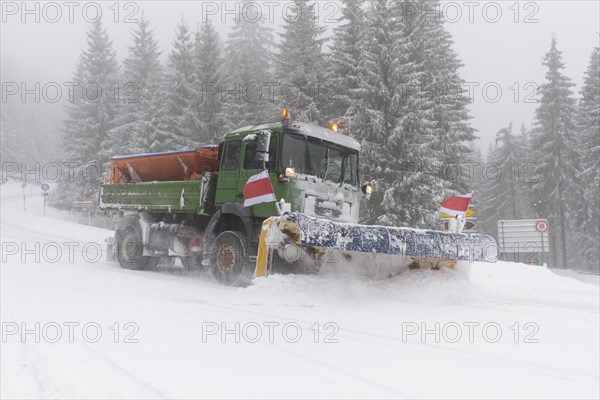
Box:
left=256, top=212, right=498, bottom=277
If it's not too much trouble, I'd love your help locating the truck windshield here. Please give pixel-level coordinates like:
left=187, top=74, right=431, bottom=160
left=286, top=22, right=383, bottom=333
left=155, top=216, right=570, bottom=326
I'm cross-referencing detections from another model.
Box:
left=282, top=133, right=359, bottom=187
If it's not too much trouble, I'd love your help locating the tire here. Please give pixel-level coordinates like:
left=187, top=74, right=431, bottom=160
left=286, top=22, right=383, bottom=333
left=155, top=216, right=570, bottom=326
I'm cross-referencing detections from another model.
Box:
left=209, top=231, right=253, bottom=286
left=116, top=216, right=154, bottom=271
left=181, top=254, right=204, bottom=270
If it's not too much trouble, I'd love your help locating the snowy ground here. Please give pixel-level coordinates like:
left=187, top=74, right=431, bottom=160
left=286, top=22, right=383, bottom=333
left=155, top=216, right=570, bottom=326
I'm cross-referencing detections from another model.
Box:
left=1, top=183, right=599, bottom=399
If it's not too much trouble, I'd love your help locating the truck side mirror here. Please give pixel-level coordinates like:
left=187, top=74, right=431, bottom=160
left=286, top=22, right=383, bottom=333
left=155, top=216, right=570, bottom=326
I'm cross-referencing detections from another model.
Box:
left=257, top=130, right=272, bottom=163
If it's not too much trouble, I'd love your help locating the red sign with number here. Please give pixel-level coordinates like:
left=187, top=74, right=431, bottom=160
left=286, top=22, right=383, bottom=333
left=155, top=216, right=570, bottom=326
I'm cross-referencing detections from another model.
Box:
left=535, top=220, right=548, bottom=233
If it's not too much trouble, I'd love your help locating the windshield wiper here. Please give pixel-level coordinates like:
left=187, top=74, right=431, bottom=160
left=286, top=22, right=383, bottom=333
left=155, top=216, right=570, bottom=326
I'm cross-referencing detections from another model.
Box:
left=339, top=155, right=347, bottom=186
left=321, top=148, right=330, bottom=180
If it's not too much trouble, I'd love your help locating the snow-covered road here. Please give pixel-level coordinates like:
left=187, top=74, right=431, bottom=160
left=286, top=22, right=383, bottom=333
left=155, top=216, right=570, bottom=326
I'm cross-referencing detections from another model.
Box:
left=1, top=183, right=599, bottom=399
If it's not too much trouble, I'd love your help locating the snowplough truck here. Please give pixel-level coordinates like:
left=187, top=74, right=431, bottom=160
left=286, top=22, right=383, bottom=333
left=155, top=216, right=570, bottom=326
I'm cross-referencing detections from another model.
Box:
left=99, top=110, right=497, bottom=285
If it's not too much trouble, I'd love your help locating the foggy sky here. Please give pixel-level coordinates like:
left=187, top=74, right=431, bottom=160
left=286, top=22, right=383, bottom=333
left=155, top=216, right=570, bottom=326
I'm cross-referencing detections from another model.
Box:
left=1, top=0, right=599, bottom=153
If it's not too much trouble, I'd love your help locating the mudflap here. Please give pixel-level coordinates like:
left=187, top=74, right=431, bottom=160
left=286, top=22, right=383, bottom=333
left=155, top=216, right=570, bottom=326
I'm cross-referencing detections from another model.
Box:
left=105, top=236, right=116, bottom=262
left=254, top=212, right=498, bottom=279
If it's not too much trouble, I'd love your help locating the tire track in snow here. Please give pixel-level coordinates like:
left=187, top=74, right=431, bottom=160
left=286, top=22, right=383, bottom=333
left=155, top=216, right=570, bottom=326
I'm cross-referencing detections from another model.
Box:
left=0, top=211, right=170, bottom=398
left=0, top=277, right=167, bottom=399
left=171, top=297, right=599, bottom=389
left=483, top=293, right=599, bottom=312
left=153, top=301, right=414, bottom=398
left=1, top=219, right=96, bottom=244
left=0, top=301, right=46, bottom=399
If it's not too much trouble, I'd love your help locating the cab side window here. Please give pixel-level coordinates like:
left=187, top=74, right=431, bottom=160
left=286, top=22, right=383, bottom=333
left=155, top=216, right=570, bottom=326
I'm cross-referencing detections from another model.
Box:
left=244, top=141, right=260, bottom=170
left=221, top=140, right=241, bottom=170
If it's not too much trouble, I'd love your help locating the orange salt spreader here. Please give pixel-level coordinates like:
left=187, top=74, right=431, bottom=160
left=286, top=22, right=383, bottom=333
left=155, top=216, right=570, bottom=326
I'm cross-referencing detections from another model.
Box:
left=107, top=146, right=220, bottom=184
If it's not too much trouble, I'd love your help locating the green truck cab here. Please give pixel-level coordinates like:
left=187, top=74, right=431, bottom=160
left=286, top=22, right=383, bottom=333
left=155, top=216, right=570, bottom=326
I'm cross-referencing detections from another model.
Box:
left=216, top=120, right=362, bottom=220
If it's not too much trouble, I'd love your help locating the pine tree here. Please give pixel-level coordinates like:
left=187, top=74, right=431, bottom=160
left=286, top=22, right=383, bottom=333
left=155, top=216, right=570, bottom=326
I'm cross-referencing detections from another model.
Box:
left=349, top=0, right=394, bottom=144
left=326, top=0, right=366, bottom=123
left=467, top=142, right=488, bottom=232
left=493, top=122, right=529, bottom=219
left=348, top=0, right=475, bottom=228
left=398, top=0, right=475, bottom=223
left=223, top=0, right=276, bottom=128
left=192, top=20, right=225, bottom=144
left=383, top=0, right=445, bottom=228
left=574, top=47, right=600, bottom=270
left=478, top=142, right=500, bottom=236
left=478, top=122, right=531, bottom=236
left=162, top=19, right=198, bottom=149
left=515, top=123, right=535, bottom=219
left=20, top=108, right=56, bottom=163
left=55, top=21, right=119, bottom=205
left=346, top=0, right=396, bottom=225
left=467, top=141, right=484, bottom=194
left=275, top=0, right=326, bottom=122
left=530, top=36, right=581, bottom=269
left=106, top=15, right=164, bottom=156
left=0, top=103, right=24, bottom=165
left=0, top=103, right=58, bottom=181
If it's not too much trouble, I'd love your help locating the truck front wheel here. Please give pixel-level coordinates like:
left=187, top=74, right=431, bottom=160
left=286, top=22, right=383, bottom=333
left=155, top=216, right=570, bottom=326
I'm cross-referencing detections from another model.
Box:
left=209, top=231, right=253, bottom=286
left=116, top=217, right=154, bottom=271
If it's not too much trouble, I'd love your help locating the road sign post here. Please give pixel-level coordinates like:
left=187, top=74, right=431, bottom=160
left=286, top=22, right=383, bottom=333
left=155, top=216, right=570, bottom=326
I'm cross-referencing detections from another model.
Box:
left=21, top=182, right=26, bottom=211
left=41, top=183, right=50, bottom=217
left=535, top=220, right=549, bottom=265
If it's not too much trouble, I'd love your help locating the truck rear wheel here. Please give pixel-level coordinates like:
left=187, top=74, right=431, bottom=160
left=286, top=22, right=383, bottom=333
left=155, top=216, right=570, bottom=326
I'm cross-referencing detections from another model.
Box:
left=209, top=231, right=253, bottom=286
left=116, top=217, right=154, bottom=271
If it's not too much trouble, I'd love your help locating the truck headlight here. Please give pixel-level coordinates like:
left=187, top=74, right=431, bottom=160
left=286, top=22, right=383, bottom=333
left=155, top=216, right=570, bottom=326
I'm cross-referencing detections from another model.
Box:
left=285, top=166, right=296, bottom=177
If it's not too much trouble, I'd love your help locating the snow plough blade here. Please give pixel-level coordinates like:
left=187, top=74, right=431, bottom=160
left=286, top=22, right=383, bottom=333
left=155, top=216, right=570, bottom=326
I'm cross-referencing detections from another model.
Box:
left=255, top=212, right=498, bottom=278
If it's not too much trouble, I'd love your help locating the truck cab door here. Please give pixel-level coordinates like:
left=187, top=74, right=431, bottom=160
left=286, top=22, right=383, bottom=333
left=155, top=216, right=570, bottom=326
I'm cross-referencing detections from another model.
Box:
left=215, top=140, right=241, bottom=204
